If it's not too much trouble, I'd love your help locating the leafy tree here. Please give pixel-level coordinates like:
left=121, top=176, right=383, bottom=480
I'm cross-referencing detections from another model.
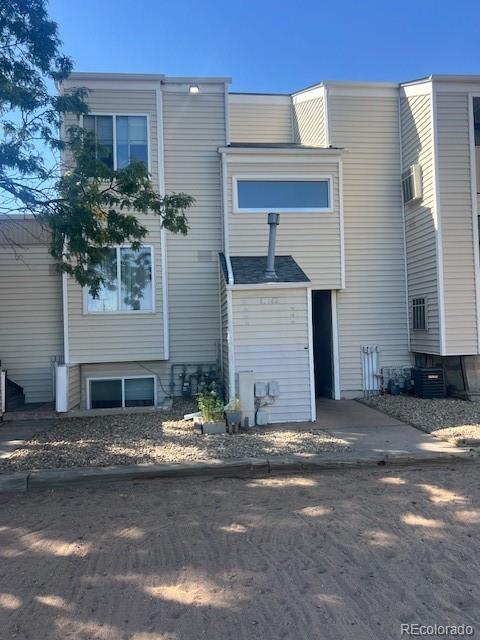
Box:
left=0, top=0, right=193, bottom=294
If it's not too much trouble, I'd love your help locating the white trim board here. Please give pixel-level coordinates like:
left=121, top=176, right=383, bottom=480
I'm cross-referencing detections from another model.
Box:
left=226, top=282, right=310, bottom=291
left=306, top=288, right=316, bottom=421
left=468, top=92, right=480, bottom=353
left=430, top=84, right=447, bottom=355
left=156, top=86, right=170, bottom=360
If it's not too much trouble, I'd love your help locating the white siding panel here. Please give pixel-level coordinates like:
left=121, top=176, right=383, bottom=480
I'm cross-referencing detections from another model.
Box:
left=331, top=94, right=411, bottom=394
left=163, top=90, right=226, bottom=364
left=220, top=274, right=229, bottom=399
left=437, top=92, right=478, bottom=354
left=67, top=87, right=166, bottom=363
left=0, top=243, right=63, bottom=403
left=400, top=93, right=440, bottom=354
left=293, top=97, right=326, bottom=147
left=229, top=96, right=292, bottom=143
left=232, top=289, right=311, bottom=423
left=227, top=159, right=342, bottom=290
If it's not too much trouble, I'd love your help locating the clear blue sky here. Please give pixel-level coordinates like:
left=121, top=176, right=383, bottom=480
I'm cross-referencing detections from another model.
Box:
left=50, top=0, right=480, bottom=93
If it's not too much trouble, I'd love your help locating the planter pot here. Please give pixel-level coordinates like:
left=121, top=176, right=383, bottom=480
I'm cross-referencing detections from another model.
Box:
left=225, top=410, right=242, bottom=434
left=201, top=420, right=226, bottom=435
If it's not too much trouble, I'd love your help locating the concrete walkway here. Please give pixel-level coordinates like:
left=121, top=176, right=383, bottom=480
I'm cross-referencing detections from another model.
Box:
left=315, top=399, right=470, bottom=461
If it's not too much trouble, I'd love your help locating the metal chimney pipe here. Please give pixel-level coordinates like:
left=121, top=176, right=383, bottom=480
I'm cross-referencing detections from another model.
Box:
left=265, top=212, right=280, bottom=280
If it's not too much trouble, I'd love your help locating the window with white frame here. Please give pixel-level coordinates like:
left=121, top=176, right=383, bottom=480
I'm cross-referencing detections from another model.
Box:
left=83, top=115, right=148, bottom=169
left=87, top=246, right=153, bottom=313
left=412, top=297, right=427, bottom=331
left=235, top=178, right=331, bottom=212
left=89, top=376, right=155, bottom=409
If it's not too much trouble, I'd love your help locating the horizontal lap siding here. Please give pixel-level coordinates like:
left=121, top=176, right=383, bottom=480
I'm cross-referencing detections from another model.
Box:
left=233, top=289, right=311, bottom=422
left=229, top=97, right=292, bottom=143
left=331, top=94, right=410, bottom=394
left=163, top=90, right=225, bottom=365
left=437, top=92, right=478, bottom=354
left=228, top=160, right=342, bottom=289
left=293, top=96, right=326, bottom=146
left=67, top=88, right=165, bottom=363
left=400, top=93, right=440, bottom=354
left=0, top=244, right=63, bottom=402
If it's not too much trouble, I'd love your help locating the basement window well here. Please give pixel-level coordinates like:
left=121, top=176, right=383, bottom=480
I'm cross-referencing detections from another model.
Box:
left=234, top=178, right=331, bottom=212
left=89, top=376, right=155, bottom=409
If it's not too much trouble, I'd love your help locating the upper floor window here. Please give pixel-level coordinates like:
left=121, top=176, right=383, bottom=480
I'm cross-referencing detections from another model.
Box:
left=234, top=178, right=331, bottom=213
left=87, top=246, right=153, bottom=313
left=83, top=115, right=148, bottom=170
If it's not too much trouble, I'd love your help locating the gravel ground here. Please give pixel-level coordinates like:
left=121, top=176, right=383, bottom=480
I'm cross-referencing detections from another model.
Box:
left=366, top=395, right=480, bottom=444
left=0, top=400, right=349, bottom=472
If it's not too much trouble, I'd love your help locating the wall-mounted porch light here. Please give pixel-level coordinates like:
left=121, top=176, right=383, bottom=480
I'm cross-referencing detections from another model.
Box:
left=189, top=85, right=200, bottom=94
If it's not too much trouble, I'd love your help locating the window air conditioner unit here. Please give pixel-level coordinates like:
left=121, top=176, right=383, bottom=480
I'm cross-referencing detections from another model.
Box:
left=402, top=163, right=422, bottom=204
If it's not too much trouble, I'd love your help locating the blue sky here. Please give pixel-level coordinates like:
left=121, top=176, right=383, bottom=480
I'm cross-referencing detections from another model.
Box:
left=50, top=0, right=480, bottom=93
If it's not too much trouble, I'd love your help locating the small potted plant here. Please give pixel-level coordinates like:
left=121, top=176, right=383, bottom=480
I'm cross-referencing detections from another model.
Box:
left=197, top=383, right=226, bottom=434
left=224, top=398, right=242, bottom=434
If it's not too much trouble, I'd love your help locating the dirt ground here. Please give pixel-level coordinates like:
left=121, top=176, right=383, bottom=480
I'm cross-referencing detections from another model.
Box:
left=1, top=465, right=479, bottom=640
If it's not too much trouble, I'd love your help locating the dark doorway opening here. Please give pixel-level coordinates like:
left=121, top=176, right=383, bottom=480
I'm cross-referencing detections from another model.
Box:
left=312, top=290, right=334, bottom=398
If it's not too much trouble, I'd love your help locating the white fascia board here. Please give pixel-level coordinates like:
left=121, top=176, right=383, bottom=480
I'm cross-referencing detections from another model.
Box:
left=226, top=282, right=310, bottom=291
left=400, top=81, right=432, bottom=98
left=292, top=86, right=325, bottom=104
left=325, top=82, right=399, bottom=98
left=229, top=93, right=292, bottom=105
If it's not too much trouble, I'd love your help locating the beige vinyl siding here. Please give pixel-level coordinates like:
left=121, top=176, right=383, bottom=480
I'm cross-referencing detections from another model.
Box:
left=67, top=364, right=81, bottom=410
left=227, top=157, right=342, bottom=290
left=232, top=288, right=311, bottom=422
left=329, top=92, right=410, bottom=394
left=436, top=91, right=479, bottom=354
left=80, top=361, right=170, bottom=409
left=163, top=87, right=226, bottom=365
left=400, top=92, right=440, bottom=354
left=229, top=95, right=292, bottom=143
left=293, top=96, right=326, bottom=146
left=0, top=240, right=63, bottom=403
left=66, top=87, right=166, bottom=363
left=220, top=274, right=229, bottom=400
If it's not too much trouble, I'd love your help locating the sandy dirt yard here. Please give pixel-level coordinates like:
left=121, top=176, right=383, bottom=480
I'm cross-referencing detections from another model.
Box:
left=1, top=465, right=479, bottom=640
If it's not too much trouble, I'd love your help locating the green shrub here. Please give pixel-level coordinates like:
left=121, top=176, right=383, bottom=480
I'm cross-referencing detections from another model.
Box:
left=197, top=383, right=224, bottom=422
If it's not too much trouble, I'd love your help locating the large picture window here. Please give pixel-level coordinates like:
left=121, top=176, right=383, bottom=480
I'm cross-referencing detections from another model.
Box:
left=87, top=246, right=153, bottom=313
left=83, top=115, right=148, bottom=170
left=234, top=178, right=331, bottom=212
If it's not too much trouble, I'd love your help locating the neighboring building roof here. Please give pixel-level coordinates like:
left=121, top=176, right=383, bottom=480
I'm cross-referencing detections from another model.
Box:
left=219, top=254, right=310, bottom=285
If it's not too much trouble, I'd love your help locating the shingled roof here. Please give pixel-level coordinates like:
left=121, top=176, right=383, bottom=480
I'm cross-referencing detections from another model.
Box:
left=219, top=254, right=310, bottom=285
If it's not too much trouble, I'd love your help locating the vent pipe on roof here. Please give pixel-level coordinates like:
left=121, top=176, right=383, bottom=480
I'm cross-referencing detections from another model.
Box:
left=265, top=212, right=280, bottom=280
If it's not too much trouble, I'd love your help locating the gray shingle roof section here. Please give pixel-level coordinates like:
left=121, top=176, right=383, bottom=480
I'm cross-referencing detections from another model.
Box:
left=219, top=254, right=310, bottom=285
